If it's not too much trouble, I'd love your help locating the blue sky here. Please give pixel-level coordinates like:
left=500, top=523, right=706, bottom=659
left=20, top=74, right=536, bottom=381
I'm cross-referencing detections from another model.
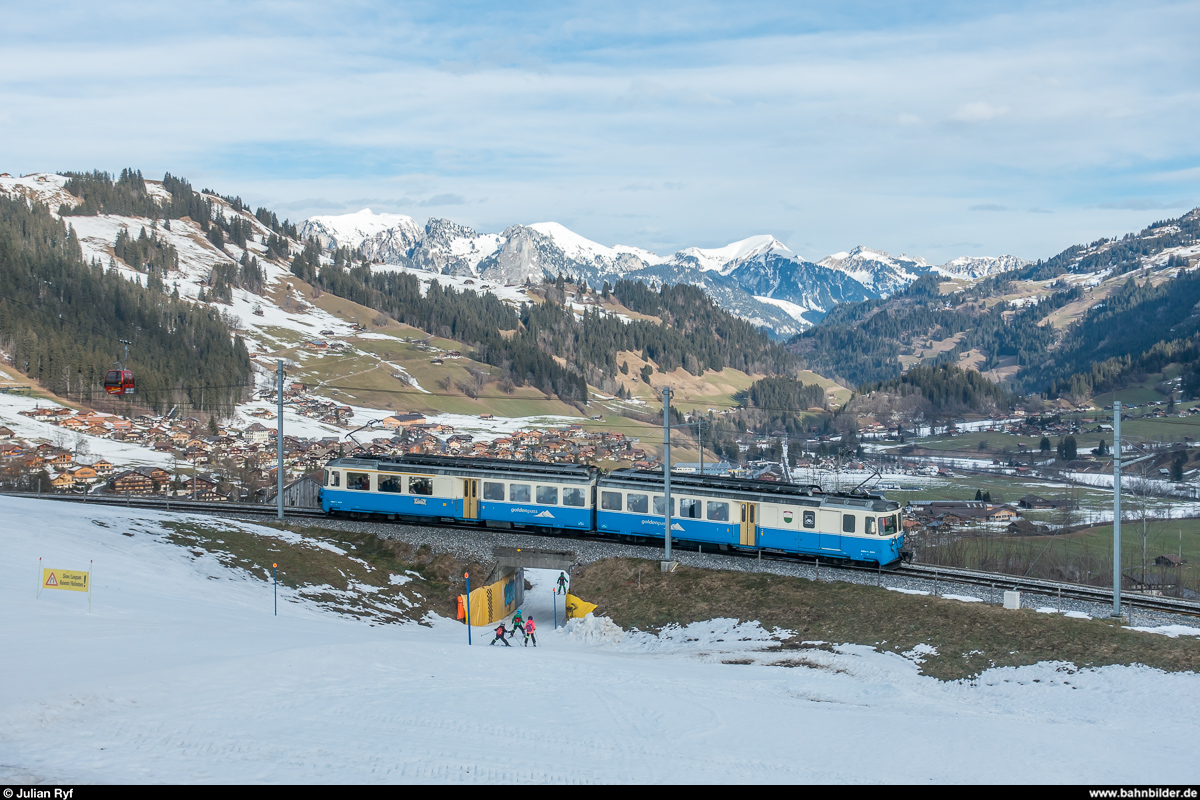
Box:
left=3, top=1, right=1198, bottom=261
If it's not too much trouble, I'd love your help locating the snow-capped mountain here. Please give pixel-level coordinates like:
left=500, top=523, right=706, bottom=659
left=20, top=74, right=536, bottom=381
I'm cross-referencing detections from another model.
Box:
left=818, top=246, right=931, bottom=297
left=728, top=252, right=877, bottom=324
left=818, top=246, right=1029, bottom=295
left=300, top=209, right=419, bottom=251
left=300, top=209, right=1030, bottom=334
left=934, top=254, right=1030, bottom=279
left=671, top=235, right=791, bottom=275
left=527, top=222, right=666, bottom=271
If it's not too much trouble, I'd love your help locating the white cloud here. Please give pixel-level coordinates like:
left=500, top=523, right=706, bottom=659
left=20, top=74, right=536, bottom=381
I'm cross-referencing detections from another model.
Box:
left=0, top=2, right=1197, bottom=261
left=952, top=102, right=1011, bottom=123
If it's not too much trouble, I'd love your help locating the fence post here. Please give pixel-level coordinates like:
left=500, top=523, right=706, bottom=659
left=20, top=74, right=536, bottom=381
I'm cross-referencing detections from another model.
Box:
left=464, top=572, right=472, bottom=645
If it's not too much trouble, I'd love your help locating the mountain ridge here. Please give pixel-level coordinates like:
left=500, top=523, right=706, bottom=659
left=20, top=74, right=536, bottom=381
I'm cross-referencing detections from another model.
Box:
left=298, top=210, right=1029, bottom=333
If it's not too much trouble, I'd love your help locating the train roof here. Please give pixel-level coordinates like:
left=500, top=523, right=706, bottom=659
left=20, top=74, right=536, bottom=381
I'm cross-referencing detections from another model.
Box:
left=326, top=454, right=596, bottom=481
left=601, top=469, right=900, bottom=512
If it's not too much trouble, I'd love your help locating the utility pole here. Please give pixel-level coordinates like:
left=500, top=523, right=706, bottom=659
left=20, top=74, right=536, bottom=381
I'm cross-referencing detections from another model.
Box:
left=663, top=387, right=673, bottom=564
left=277, top=359, right=285, bottom=520
left=1112, top=400, right=1122, bottom=618
left=697, top=417, right=704, bottom=477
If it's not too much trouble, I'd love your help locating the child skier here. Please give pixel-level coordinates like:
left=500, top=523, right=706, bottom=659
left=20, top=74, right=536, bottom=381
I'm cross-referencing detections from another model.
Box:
left=509, top=609, right=525, bottom=639
left=556, top=572, right=569, bottom=595
left=490, top=622, right=511, bottom=646
left=524, top=616, right=537, bottom=647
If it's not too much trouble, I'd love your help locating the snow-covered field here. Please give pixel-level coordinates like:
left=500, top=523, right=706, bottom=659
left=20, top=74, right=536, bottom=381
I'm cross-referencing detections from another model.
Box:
left=3, top=495, right=1198, bottom=784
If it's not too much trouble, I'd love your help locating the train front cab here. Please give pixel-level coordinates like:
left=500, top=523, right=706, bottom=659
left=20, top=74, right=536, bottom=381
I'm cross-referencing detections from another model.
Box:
left=597, top=471, right=904, bottom=566
left=756, top=497, right=905, bottom=566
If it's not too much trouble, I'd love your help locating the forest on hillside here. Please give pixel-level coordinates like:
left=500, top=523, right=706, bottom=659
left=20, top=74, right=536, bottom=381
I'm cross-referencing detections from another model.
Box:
left=793, top=207, right=1200, bottom=406
left=288, top=243, right=798, bottom=403
left=0, top=196, right=251, bottom=413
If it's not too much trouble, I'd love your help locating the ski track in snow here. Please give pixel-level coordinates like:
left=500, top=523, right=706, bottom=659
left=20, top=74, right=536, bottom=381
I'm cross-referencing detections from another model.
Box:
left=3, top=495, right=1199, bottom=784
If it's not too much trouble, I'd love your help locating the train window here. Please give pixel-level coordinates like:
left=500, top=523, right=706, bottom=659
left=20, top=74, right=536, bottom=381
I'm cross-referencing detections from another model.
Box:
left=652, top=496, right=675, bottom=515
left=879, top=515, right=897, bottom=535
left=536, top=486, right=558, bottom=505
left=483, top=482, right=505, bottom=501
left=378, top=475, right=403, bottom=493
left=842, top=514, right=856, bottom=533
left=600, top=491, right=622, bottom=510
left=706, top=501, right=729, bottom=521
left=510, top=484, right=531, bottom=503
left=626, top=493, right=648, bottom=513
left=679, top=498, right=701, bottom=518
left=329, top=471, right=340, bottom=488
left=346, top=472, right=370, bottom=491
left=562, top=487, right=585, bottom=507
left=803, top=510, right=815, bottom=528
left=864, top=516, right=875, bottom=535
left=408, top=476, right=433, bottom=495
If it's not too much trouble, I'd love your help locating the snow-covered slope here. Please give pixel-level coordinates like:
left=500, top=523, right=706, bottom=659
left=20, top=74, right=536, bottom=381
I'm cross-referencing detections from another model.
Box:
left=671, top=235, right=791, bottom=275
left=528, top=221, right=666, bottom=269
left=5, top=495, right=1199, bottom=783
left=818, top=246, right=931, bottom=297
left=730, top=252, right=876, bottom=325
left=299, top=208, right=419, bottom=251
left=935, top=254, right=1030, bottom=279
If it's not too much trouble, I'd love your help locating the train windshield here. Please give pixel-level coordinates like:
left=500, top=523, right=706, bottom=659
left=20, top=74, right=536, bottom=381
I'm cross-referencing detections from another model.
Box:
left=879, top=514, right=898, bottom=535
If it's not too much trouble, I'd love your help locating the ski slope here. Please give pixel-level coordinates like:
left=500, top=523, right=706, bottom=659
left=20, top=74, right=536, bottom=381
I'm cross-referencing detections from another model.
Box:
left=2, top=495, right=1198, bottom=784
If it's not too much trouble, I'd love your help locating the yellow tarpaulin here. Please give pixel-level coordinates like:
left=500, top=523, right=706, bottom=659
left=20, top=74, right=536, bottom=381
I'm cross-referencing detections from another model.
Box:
left=42, top=569, right=89, bottom=592
left=564, top=593, right=596, bottom=619
left=457, top=571, right=523, bottom=626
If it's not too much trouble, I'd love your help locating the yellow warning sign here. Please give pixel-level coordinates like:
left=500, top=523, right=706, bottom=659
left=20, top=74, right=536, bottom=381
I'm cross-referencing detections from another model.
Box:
left=564, top=593, right=597, bottom=619
left=43, top=568, right=89, bottom=592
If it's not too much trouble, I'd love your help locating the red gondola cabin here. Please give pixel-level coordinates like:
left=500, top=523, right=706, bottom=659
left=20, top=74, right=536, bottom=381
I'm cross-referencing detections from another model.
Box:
left=104, top=369, right=135, bottom=395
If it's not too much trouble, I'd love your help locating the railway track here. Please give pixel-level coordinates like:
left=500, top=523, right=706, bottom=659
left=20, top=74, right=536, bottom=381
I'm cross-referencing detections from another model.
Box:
left=11, top=491, right=1200, bottom=619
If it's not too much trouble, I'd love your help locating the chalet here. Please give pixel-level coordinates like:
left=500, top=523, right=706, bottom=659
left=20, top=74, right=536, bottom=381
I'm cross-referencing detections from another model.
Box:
left=50, top=472, right=75, bottom=490
left=65, top=465, right=98, bottom=484
left=244, top=423, right=273, bottom=445
left=1155, top=554, right=1185, bottom=567
left=111, top=470, right=155, bottom=495
left=381, top=413, right=426, bottom=430
left=46, top=451, right=73, bottom=467
left=1006, top=519, right=1043, bottom=536
left=179, top=476, right=220, bottom=500
left=0, top=442, right=22, bottom=459
left=0, top=426, right=14, bottom=439
left=93, top=459, right=114, bottom=475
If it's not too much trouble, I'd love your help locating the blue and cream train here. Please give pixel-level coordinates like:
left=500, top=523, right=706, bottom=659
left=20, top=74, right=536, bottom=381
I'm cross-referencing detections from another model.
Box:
left=320, top=455, right=907, bottom=566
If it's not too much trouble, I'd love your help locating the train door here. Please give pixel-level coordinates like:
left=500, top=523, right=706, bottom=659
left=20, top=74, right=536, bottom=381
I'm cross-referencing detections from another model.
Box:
left=739, top=502, right=758, bottom=546
left=463, top=478, right=479, bottom=520
left=819, top=510, right=842, bottom=551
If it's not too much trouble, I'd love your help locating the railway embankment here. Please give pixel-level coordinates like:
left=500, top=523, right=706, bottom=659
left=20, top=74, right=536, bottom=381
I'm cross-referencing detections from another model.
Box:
left=251, top=515, right=1199, bottom=681
left=571, top=558, right=1200, bottom=681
